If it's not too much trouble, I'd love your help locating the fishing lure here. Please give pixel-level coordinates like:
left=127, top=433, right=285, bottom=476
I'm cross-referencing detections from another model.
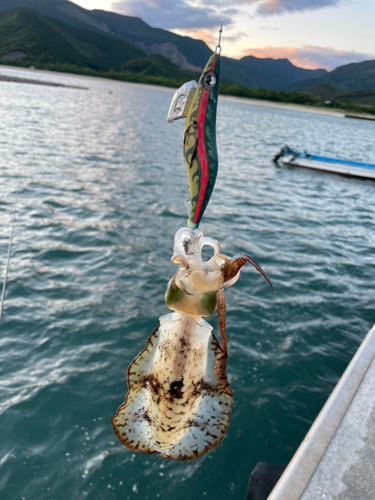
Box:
left=112, top=30, right=274, bottom=461
left=167, top=52, right=220, bottom=229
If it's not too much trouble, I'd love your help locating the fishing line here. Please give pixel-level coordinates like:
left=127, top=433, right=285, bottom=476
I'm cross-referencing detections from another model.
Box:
left=215, top=20, right=223, bottom=55
left=217, top=0, right=233, bottom=54
left=0, top=181, right=19, bottom=334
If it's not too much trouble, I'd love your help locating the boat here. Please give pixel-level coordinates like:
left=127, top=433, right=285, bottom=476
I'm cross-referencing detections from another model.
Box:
left=266, top=324, right=375, bottom=500
left=273, top=146, right=375, bottom=180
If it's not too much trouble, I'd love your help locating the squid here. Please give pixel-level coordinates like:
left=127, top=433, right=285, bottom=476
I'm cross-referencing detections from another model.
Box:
left=112, top=37, right=274, bottom=461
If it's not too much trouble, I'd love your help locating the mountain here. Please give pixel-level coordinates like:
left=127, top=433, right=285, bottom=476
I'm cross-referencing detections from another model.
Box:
left=286, top=60, right=375, bottom=92
left=0, top=7, right=197, bottom=79
left=0, top=7, right=144, bottom=70
left=300, top=84, right=375, bottom=112
left=231, top=56, right=327, bottom=90
left=0, top=0, right=211, bottom=71
left=0, top=0, right=328, bottom=90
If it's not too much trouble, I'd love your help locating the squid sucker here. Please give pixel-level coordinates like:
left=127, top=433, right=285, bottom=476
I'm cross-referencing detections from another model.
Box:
left=112, top=35, right=274, bottom=461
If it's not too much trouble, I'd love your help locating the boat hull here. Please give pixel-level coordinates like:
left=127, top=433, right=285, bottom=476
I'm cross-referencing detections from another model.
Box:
left=281, top=155, right=375, bottom=180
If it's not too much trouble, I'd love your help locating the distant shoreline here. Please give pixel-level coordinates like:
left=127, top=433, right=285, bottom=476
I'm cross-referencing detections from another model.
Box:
left=0, top=73, right=88, bottom=90
left=220, top=94, right=346, bottom=117
left=0, top=64, right=358, bottom=119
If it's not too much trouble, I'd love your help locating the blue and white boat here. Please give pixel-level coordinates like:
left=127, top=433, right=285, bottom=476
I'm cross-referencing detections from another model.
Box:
left=273, top=146, right=375, bottom=180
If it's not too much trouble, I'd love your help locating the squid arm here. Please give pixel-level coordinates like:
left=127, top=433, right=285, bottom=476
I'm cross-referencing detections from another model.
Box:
left=172, top=270, right=193, bottom=296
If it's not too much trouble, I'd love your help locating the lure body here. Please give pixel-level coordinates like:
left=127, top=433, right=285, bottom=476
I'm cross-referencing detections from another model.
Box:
left=183, top=55, right=220, bottom=229
left=167, top=55, right=221, bottom=229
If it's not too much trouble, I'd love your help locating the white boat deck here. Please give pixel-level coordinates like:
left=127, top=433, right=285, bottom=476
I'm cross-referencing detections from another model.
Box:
left=267, top=324, right=375, bottom=500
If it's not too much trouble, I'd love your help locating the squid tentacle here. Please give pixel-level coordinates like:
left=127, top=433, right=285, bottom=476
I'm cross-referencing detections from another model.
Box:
left=218, top=288, right=228, bottom=355
left=222, top=253, right=275, bottom=292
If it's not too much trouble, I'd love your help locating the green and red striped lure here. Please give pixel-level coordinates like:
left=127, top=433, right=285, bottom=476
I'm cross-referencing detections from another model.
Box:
left=167, top=53, right=221, bottom=229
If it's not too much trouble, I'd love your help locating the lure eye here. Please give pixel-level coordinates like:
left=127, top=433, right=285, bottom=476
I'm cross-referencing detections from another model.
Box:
left=203, top=71, right=217, bottom=91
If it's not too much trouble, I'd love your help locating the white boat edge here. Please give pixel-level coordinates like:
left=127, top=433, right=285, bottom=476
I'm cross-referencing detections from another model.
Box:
left=281, top=155, right=375, bottom=180
left=267, top=324, right=375, bottom=500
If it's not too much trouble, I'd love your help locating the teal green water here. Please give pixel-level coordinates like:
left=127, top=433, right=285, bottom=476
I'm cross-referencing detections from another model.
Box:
left=0, top=68, right=374, bottom=500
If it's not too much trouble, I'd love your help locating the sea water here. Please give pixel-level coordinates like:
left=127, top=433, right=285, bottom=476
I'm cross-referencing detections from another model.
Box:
left=0, top=67, right=374, bottom=500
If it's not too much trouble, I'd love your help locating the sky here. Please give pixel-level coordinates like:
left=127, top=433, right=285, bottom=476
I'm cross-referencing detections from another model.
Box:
left=73, top=0, right=375, bottom=71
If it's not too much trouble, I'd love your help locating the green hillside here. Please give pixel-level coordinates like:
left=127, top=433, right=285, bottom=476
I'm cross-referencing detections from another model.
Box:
left=0, top=7, right=145, bottom=70
left=88, top=8, right=211, bottom=72
left=326, top=60, right=375, bottom=90
left=301, top=84, right=340, bottom=101
left=0, top=7, right=197, bottom=79
left=0, top=0, right=213, bottom=71
left=335, top=89, right=375, bottom=107
left=301, top=84, right=375, bottom=114
left=236, top=56, right=326, bottom=89
left=286, top=60, right=375, bottom=92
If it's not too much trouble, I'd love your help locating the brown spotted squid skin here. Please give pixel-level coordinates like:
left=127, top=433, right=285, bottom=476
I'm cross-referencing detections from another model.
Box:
left=112, top=227, right=273, bottom=460
left=112, top=313, right=232, bottom=460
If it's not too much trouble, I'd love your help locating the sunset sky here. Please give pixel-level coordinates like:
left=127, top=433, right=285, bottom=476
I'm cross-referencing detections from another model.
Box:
left=73, top=0, right=374, bottom=71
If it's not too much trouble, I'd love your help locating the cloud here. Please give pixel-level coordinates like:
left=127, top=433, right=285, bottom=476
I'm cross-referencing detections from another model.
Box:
left=172, top=28, right=248, bottom=50
left=201, top=0, right=346, bottom=16
left=251, top=0, right=344, bottom=16
left=173, top=28, right=218, bottom=49
left=111, top=0, right=348, bottom=30
left=223, top=32, right=250, bottom=43
left=111, top=0, right=233, bottom=30
left=228, top=0, right=345, bottom=16
left=242, top=45, right=374, bottom=70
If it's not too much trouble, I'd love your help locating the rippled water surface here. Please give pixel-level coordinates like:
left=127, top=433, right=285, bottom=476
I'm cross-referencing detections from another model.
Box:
left=0, top=67, right=374, bottom=500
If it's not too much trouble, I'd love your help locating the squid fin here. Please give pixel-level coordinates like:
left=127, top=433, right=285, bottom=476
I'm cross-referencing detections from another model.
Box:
left=112, top=315, right=232, bottom=461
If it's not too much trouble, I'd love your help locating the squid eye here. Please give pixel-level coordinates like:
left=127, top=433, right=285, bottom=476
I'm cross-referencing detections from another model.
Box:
left=203, top=71, right=217, bottom=91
